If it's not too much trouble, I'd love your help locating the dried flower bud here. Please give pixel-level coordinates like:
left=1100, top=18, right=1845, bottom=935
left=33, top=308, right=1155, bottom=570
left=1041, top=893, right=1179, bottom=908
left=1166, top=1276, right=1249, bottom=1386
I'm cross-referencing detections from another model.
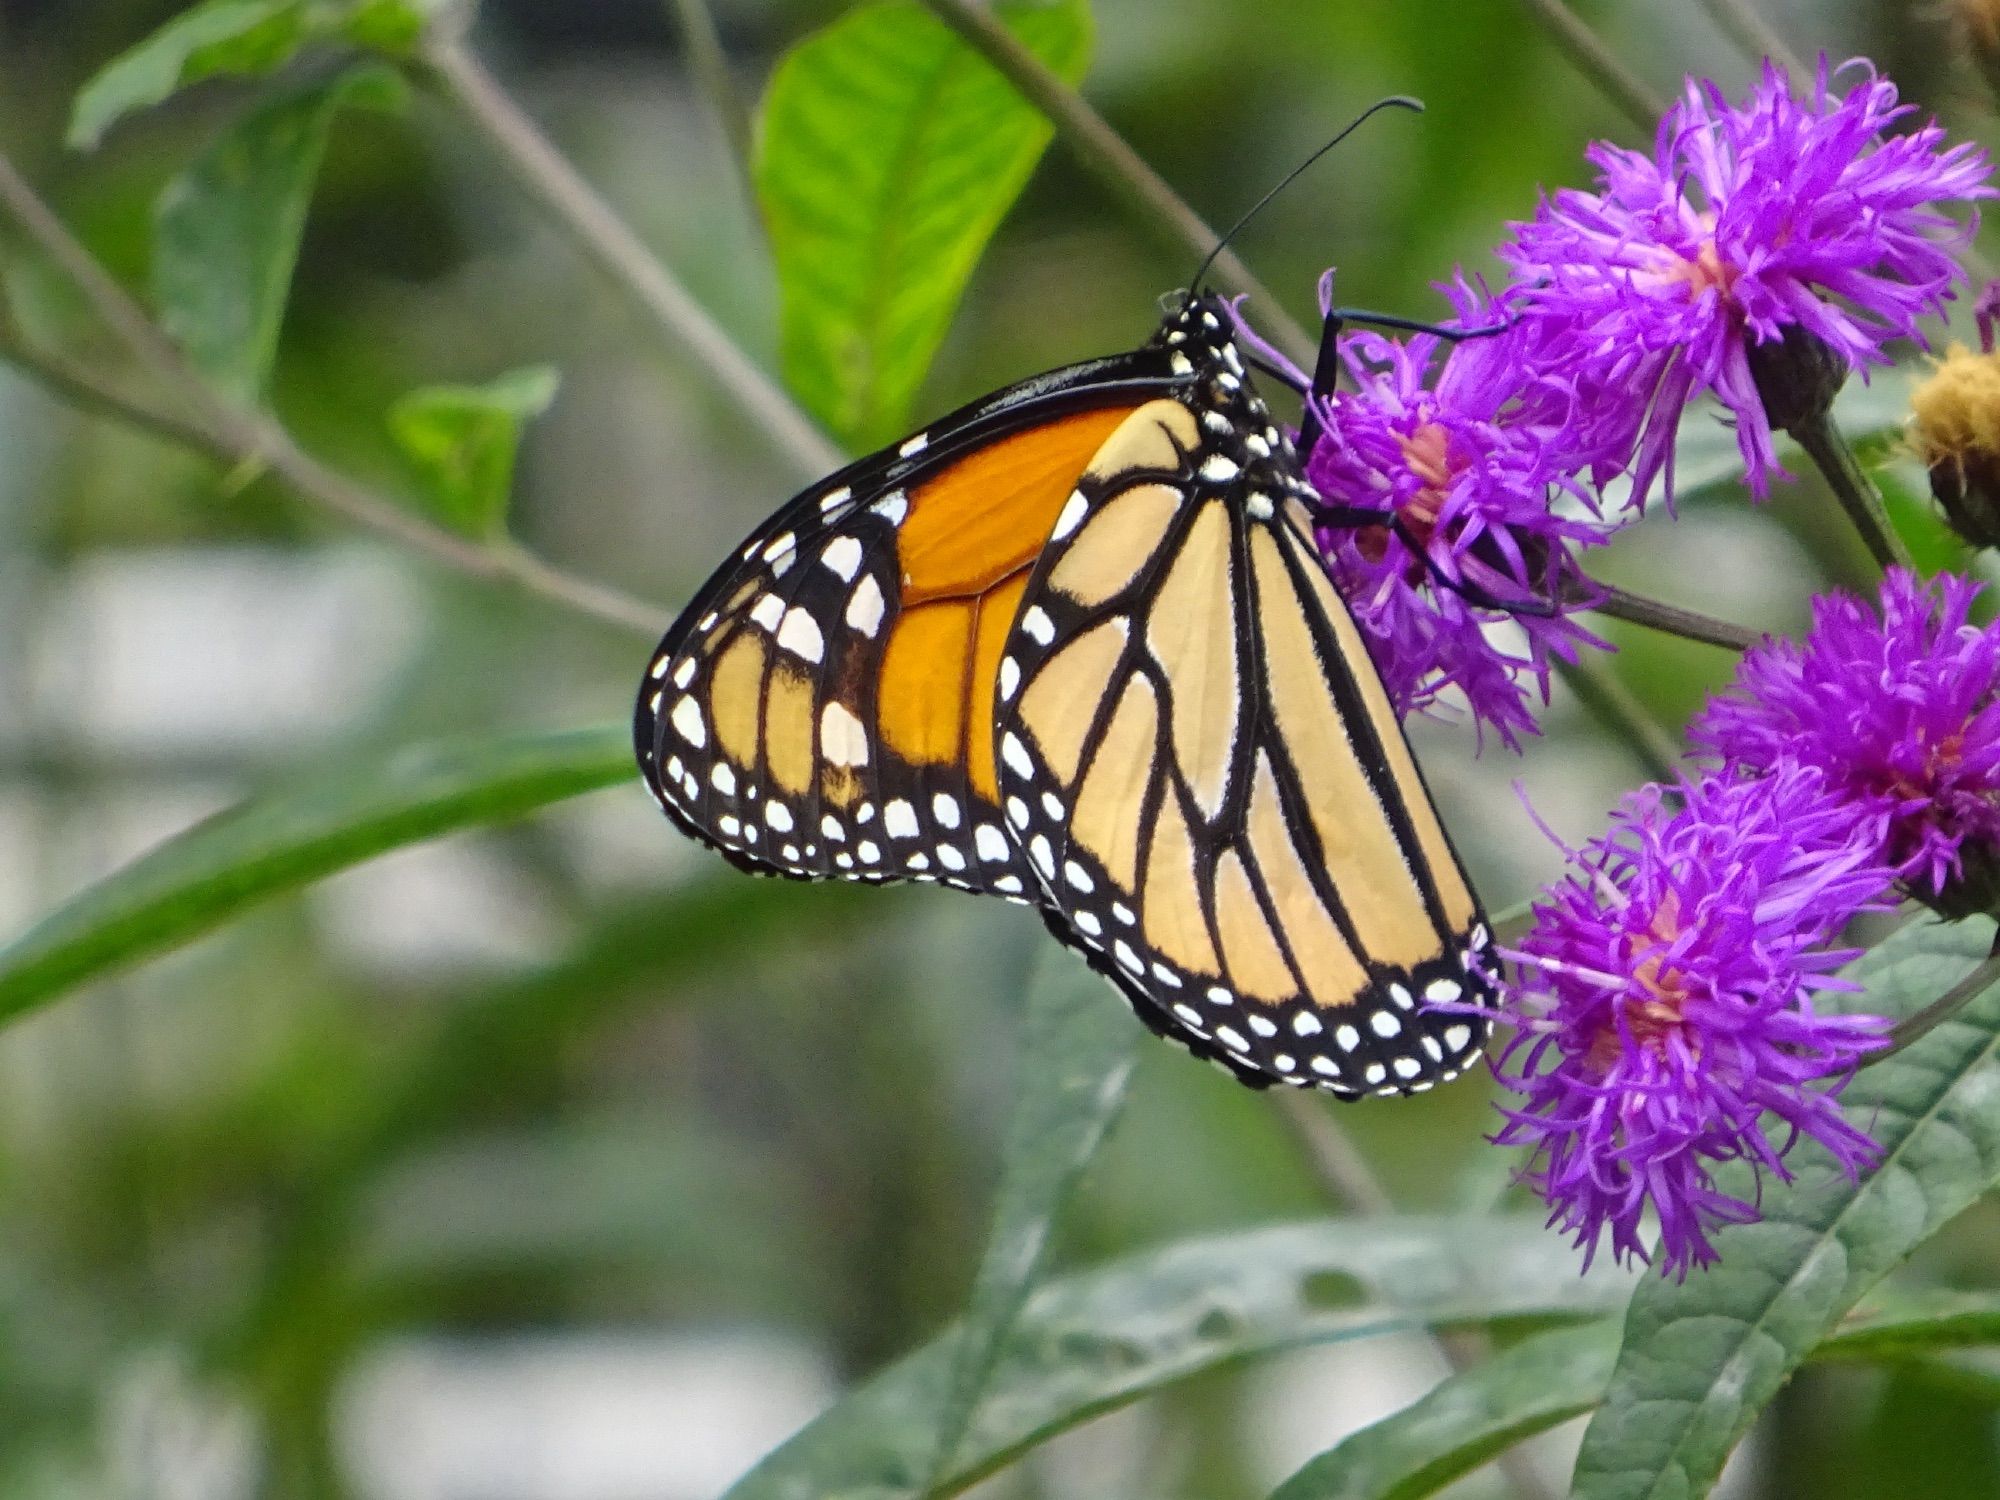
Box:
left=1910, top=342, right=2000, bottom=549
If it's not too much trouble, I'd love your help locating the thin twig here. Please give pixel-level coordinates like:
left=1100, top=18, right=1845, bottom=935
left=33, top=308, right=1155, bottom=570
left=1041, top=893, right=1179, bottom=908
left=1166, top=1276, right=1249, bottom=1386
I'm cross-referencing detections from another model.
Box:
left=0, top=334, right=218, bottom=455
left=1273, top=1093, right=1394, bottom=1214
left=1584, top=581, right=1761, bottom=651
left=1510, top=0, right=1665, bottom=135
left=419, top=38, right=843, bottom=479
left=0, top=151, right=669, bottom=638
left=1694, top=0, right=1805, bottom=75
left=1790, top=410, right=1914, bottom=572
left=917, top=0, right=1315, bottom=369
left=661, top=0, right=758, bottom=213
left=1555, top=655, right=1682, bottom=781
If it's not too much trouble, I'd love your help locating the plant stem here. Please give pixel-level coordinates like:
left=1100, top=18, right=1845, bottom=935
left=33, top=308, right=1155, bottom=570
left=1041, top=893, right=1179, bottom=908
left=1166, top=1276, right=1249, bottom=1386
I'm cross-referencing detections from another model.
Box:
left=661, top=0, right=757, bottom=211
left=0, top=332, right=218, bottom=455
left=1694, top=0, right=1805, bottom=74
left=1877, top=947, right=2000, bottom=1059
left=1555, top=655, right=1681, bottom=782
left=1510, top=0, right=1665, bottom=134
left=1272, top=1093, right=1563, bottom=1500
left=1790, top=410, right=1913, bottom=572
left=917, top=0, right=1314, bottom=369
left=0, top=152, right=669, bottom=639
left=1584, top=581, right=1761, bottom=651
left=419, top=38, right=843, bottom=479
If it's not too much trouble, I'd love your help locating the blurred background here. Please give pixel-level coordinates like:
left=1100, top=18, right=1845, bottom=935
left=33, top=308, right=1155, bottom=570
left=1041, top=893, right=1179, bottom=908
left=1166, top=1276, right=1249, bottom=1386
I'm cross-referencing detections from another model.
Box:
left=0, top=0, right=1996, bottom=1496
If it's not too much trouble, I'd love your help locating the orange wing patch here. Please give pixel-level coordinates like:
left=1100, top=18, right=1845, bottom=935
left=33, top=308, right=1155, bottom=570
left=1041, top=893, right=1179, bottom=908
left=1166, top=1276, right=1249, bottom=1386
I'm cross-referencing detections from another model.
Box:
left=874, top=403, right=1144, bottom=803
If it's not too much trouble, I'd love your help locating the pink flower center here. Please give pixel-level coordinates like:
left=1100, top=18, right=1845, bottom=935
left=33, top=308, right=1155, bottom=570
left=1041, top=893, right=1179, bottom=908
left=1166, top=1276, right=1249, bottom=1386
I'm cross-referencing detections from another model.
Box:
left=1357, top=421, right=1452, bottom=569
left=1656, top=216, right=1740, bottom=306
left=1588, top=896, right=1694, bottom=1070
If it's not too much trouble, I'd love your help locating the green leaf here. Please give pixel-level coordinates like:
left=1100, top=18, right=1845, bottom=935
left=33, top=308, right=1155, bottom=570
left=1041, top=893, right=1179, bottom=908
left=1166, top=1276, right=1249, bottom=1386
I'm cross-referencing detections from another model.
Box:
left=1271, top=1321, right=1620, bottom=1500
left=927, top=946, right=1137, bottom=1484
left=70, top=0, right=438, bottom=149
left=725, top=1217, right=1633, bottom=1500
left=153, top=66, right=405, bottom=404
left=0, top=723, right=632, bottom=1024
left=388, top=366, right=562, bottom=536
left=756, top=0, right=1091, bottom=450
left=1572, top=915, right=2000, bottom=1500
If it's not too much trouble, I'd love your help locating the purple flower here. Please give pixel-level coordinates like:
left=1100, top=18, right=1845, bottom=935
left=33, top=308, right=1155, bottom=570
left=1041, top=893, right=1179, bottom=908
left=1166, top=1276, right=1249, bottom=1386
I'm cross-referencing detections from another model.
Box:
left=1496, top=766, right=1894, bottom=1276
left=1693, top=569, right=2000, bottom=908
left=1502, top=57, right=1992, bottom=505
left=1275, top=284, right=1625, bottom=748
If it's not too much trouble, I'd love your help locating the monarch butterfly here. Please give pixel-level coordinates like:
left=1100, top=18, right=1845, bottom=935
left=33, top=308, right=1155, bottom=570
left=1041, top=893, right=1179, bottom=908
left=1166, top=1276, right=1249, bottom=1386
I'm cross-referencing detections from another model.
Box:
left=633, top=290, right=1495, bottom=1097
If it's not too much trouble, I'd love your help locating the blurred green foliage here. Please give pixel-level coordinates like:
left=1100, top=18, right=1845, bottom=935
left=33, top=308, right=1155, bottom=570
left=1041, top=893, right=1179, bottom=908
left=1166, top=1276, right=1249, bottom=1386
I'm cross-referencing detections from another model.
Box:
left=3, top=1, right=2000, bottom=1498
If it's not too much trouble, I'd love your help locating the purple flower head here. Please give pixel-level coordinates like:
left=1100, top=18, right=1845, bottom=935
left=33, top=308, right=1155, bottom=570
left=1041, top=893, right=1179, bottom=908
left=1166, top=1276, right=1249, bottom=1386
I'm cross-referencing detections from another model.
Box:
left=1496, top=765, right=1894, bottom=1276
left=1693, top=569, right=2000, bottom=910
left=1502, top=57, right=1992, bottom=505
left=1286, top=281, right=1624, bottom=748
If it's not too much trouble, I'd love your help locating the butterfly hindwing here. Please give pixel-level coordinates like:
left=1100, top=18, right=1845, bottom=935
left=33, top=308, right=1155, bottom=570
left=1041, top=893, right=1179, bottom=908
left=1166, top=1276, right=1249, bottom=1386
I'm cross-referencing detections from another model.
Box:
left=992, top=325, right=1494, bottom=1097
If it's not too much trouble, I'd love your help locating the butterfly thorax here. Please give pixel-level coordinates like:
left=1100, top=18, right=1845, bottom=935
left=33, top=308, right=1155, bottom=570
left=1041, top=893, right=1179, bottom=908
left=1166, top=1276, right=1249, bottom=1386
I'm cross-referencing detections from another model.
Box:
left=1154, top=295, right=1318, bottom=515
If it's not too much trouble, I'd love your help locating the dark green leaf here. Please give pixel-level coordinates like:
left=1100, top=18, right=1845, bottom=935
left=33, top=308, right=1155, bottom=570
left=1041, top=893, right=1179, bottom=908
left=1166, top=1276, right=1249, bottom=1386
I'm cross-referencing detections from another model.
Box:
left=927, top=947, right=1137, bottom=1483
left=1271, top=1322, right=1620, bottom=1500
left=70, top=0, right=438, bottom=149
left=756, top=0, right=1091, bottom=450
left=388, top=366, right=562, bottom=536
left=153, top=66, right=405, bottom=404
left=0, top=724, right=633, bottom=1024
left=726, top=1217, right=1633, bottom=1500
left=1572, top=916, right=2000, bottom=1500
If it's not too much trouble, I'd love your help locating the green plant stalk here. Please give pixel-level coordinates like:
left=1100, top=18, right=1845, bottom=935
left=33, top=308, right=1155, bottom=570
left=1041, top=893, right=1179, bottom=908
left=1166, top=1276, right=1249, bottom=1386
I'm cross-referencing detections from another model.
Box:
left=661, top=0, right=757, bottom=211
left=1555, top=654, right=1683, bottom=782
left=1877, top=948, right=2000, bottom=1060
left=1694, top=0, right=1804, bottom=75
left=1509, top=0, right=1665, bottom=134
left=1586, top=581, right=1760, bottom=651
left=1790, top=409, right=1914, bottom=571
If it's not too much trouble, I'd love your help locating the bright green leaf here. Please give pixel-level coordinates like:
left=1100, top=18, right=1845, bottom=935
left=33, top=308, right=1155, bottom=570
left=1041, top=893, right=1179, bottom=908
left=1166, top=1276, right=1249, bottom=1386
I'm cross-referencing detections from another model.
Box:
left=1572, top=915, right=2000, bottom=1500
left=0, top=723, right=632, bottom=1025
left=153, top=66, right=405, bottom=404
left=70, top=0, right=439, bottom=149
left=1271, top=1322, right=1620, bottom=1500
left=389, top=366, right=562, bottom=536
left=927, top=946, right=1136, bottom=1484
left=725, top=1217, right=1633, bottom=1500
left=756, top=0, right=1091, bottom=450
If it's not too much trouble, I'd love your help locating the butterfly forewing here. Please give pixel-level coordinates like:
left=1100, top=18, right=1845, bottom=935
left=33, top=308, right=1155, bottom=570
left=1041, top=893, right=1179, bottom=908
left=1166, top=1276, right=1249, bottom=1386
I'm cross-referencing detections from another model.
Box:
left=637, top=381, right=1158, bottom=898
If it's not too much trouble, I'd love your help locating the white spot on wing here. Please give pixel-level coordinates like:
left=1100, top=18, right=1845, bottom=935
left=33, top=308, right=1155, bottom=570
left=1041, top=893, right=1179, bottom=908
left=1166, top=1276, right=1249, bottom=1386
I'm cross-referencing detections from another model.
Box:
left=822, top=536, right=864, bottom=581
left=1021, top=606, right=1054, bottom=645
left=749, top=594, right=785, bottom=632
left=884, top=800, right=919, bottom=838
left=670, top=697, right=706, bottom=747
left=777, top=607, right=824, bottom=664
left=819, top=701, right=870, bottom=766
left=975, top=825, right=1010, bottom=861
left=819, top=485, right=852, bottom=514
left=1000, top=732, right=1034, bottom=779
left=899, top=433, right=929, bottom=458
left=871, top=492, right=908, bottom=525
left=845, top=575, right=886, bottom=637
left=1051, top=490, right=1089, bottom=541
left=1199, top=454, right=1240, bottom=484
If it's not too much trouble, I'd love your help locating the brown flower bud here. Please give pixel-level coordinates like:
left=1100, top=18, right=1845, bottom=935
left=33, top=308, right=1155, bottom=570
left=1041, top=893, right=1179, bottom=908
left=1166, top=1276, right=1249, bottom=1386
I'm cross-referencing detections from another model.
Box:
left=1951, top=0, right=2000, bottom=106
left=1910, top=342, right=2000, bottom=549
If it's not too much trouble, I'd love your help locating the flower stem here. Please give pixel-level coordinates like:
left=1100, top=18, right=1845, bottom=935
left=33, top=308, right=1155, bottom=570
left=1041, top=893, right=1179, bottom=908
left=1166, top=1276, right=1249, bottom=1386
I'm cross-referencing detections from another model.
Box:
left=1693, top=0, right=1804, bottom=75
left=1554, top=655, right=1682, bottom=782
left=916, top=0, right=1314, bottom=369
left=419, top=37, right=843, bottom=480
left=1875, top=945, right=2000, bottom=1060
left=1508, top=0, right=1665, bottom=135
left=0, top=149, right=669, bottom=639
left=1583, top=581, right=1761, bottom=651
left=1789, top=411, right=1913, bottom=572
left=660, top=0, right=757, bottom=214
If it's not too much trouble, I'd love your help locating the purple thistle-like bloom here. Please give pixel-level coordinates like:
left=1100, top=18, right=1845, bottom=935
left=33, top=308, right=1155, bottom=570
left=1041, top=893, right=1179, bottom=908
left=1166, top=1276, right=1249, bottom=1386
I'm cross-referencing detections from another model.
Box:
left=1502, top=57, right=1992, bottom=505
left=1497, top=766, right=1894, bottom=1276
left=1693, top=569, right=2000, bottom=908
left=1282, top=284, right=1624, bottom=748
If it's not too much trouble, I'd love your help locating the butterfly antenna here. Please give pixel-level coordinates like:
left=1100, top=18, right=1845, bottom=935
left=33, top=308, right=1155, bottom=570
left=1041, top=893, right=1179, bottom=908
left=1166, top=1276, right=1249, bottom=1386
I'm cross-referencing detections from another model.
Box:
left=1190, top=95, right=1423, bottom=294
